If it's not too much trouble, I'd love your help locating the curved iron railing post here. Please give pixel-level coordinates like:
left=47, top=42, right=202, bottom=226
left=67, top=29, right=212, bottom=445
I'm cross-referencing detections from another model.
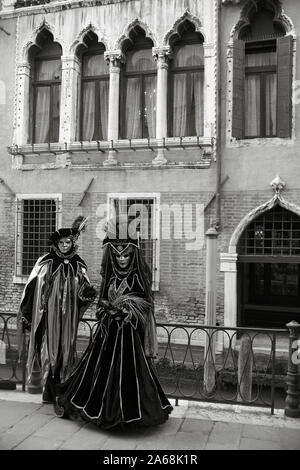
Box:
left=285, top=320, right=300, bottom=418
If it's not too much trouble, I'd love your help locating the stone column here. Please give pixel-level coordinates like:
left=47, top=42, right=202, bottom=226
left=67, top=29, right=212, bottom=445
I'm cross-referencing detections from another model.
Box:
left=103, top=50, right=123, bottom=166
left=203, top=225, right=218, bottom=394
left=60, top=55, right=81, bottom=144
left=220, top=253, right=238, bottom=349
left=152, top=46, right=171, bottom=165
left=203, top=43, right=216, bottom=139
left=14, top=62, right=31, bottom=146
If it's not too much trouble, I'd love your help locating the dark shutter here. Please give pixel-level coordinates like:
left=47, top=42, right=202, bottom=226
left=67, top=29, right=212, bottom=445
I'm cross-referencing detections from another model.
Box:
left=232, top=39, right=245, bottom=139
left=277, top=35, right=293, bottom=138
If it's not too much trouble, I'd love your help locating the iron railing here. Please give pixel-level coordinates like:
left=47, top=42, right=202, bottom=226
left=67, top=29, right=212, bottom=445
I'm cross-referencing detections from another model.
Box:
left=0, top=312, right=295, bottom=414
left=154, top=323, right=289, bottom=414
left=15, top=0, right=51, bottom=8
left=0, top=312, right=25, bottom=386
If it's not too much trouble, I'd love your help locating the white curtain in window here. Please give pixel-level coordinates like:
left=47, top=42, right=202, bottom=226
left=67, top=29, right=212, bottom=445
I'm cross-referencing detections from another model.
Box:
left=52, top=84, right=60, bottom=142
left=191, top=72, right=204, bottom=136
left=144, top=76, right=156, bottom=138
left=265, top=73, right=277, bottom=136
left=245, top=75, right=260, bottom=137
left=124, top=77, right=141, bottom=139
left=99, top=80, right=109, bottom=140
left=173, top=43, right=204, bottom=68
left=82, top=82, right=95, bottom=140
left=245, top=52, right=276, bottom=67
left=172, top=74, right=187, bottom=136
left=35, top=87, right=50, bottom=143
left=83, top=54, right=107, bottom=76
left=35, top=59, right=62, bottom=81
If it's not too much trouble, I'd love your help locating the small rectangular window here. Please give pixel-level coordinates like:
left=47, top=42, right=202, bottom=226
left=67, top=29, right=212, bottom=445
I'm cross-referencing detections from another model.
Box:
left=244, top=41, right=277, bottom=139
left=15, top=196, right=61, bottom=278
left=108, top=194, right=160, bottom=290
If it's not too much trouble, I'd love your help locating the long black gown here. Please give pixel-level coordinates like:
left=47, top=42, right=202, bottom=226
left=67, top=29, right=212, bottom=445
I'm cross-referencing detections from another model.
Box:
left=55, top=244, right=173, bottom=430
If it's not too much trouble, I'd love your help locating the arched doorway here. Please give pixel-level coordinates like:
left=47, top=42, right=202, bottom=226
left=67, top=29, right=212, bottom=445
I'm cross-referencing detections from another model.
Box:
left=237, top=204, right=300, bottom=328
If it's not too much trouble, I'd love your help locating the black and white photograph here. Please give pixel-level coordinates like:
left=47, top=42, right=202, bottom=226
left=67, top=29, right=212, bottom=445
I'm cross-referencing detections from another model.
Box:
left=0, top=0, right=299, bottom=458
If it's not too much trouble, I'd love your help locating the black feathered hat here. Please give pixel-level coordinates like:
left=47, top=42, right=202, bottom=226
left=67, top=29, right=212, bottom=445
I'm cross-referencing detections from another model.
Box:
left=102, top=214, right=139, bottom=254
left=48, top=216, right=88, bottom=246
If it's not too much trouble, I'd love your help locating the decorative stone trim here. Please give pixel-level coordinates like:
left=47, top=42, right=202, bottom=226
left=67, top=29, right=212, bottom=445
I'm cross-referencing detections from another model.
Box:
left=1, top=0, right=133, bottom=18
left=163, top=9, right=205, bottom=44
left=220, top=253, right=238, bottom=272
left=116, top=17, right=156, bottom=50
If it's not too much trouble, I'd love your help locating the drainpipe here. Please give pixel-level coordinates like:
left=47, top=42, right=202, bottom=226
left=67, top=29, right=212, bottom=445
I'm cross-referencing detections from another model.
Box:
left=215, top=0, right=222, bottom=231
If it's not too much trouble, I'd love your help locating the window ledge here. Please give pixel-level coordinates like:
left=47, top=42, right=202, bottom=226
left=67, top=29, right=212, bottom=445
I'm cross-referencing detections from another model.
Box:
left=9, top=138, right=213, bottom=170
left=13, top=275, right=28, bottom=285
left=227, top=136, right=295, bottom=148
left=8, top=137, right=213, bottom=155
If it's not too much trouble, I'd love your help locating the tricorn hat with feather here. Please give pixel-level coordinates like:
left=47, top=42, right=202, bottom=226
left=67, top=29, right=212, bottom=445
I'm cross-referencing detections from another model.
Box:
left=48, top=216, right=88, bottom=246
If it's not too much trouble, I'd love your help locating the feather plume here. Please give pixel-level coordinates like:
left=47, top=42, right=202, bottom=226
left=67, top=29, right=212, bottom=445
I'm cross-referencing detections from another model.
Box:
left=72, top=216, right=88, bottom=233
left=99, top=294, right=151, bottom=325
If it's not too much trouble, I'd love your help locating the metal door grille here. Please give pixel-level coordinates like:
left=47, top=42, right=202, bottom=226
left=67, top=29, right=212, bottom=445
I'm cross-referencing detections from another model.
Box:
left=238, top=205, right=300, bottom=256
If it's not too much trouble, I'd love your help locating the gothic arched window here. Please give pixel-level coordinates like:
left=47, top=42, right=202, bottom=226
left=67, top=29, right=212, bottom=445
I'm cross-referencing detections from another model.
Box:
left=77, top=33, right=109, bottom=141
left=232, top=5, right=292, bottom=139
left=120, top=27, right=156, bottom=139
left=168, top=22, right=204, bottom=137
left=30, top=30, right=62, bottom=144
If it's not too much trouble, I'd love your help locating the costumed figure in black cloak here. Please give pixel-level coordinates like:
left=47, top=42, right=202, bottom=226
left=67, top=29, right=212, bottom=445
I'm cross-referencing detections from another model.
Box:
left=18, top=217, right=97, bottom=404
left=54, top=216, right=173, bottom=429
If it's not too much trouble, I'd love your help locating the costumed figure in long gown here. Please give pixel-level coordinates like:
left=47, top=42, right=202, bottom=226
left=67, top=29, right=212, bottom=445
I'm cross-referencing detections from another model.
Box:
left=18, top=217, right=97, bottom=404
left=54, top=217, right=173, bottom=430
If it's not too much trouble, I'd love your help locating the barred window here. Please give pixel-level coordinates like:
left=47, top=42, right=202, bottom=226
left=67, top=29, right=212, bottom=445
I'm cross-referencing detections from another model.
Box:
left=108, top=194, right=160, bottom=290
left=238, top=205, right=300, bottom=257
left=15, top=197, right=61, bottom=278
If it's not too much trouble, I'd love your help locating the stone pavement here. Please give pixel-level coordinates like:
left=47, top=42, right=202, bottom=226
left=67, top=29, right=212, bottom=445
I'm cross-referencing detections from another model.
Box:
left=0, top=388, right=300, bottom=452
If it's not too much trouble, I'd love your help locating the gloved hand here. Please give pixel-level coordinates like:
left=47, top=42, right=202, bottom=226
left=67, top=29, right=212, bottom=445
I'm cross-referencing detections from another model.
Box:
left=21, top=317, right=31, bottom=332
left=82, top=285, right=97, bottom=300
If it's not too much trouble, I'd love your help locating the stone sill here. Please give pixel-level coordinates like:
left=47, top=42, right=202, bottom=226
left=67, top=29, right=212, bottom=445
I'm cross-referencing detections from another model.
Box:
left=8, top=136, right=213, bottom=155
left=70, top=161, right=212, bottom=171
left=13, top=275, right=27, bottom=284
left=227, top=136, right=295, bottom=148
left=9, top=137, right=213, bottom=170
left=12, top=159, right=212, bottom=171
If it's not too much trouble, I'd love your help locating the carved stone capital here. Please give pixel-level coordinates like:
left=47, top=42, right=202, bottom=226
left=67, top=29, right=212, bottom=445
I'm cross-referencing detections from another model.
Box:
left=16, top=62, right=31, bottom=75
left=61, top=55, right=81, bottom=71
left=203, top=43, right=215, bottom=58
left=104, top=50, right=125, bottom=71
left=152, top=46, right=172, bottom=69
